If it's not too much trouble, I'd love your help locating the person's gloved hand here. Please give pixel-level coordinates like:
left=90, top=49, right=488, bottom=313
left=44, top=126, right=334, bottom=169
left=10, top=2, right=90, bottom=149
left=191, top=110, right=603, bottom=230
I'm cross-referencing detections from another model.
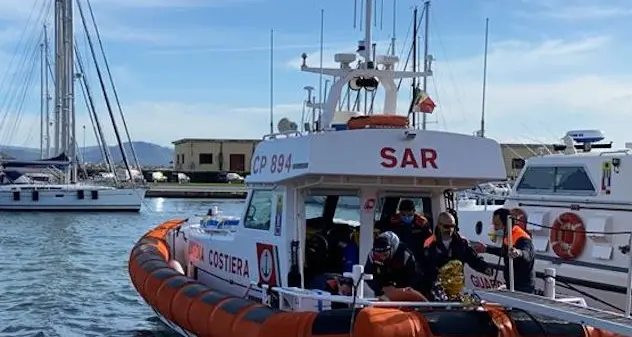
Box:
left=509, top=248, right=522, bottom=259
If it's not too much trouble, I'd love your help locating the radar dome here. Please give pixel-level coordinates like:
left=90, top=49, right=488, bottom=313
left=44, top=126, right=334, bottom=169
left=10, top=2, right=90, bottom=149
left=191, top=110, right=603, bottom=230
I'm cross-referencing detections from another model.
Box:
left=277, top=118, right=299, bottom=132
left=565, top=130, right=604, bottom=143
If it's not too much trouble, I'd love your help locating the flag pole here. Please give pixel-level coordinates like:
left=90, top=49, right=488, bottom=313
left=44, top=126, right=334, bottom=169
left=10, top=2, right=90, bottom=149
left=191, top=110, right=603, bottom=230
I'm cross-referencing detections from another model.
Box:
left=421, top=0, right=430, bottom=130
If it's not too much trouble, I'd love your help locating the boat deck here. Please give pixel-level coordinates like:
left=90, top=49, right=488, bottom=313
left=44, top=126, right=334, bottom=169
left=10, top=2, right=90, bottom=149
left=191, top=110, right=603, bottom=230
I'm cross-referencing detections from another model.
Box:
left=476, top=290, right=632, bottom=336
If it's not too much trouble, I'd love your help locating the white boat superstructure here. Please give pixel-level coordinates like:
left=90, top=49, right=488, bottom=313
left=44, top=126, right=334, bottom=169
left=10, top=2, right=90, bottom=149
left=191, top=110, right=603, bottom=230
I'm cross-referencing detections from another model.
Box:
left=459, top=130, right=632, bottom=314
left=0, top=0, right=146, bottom=212
left=163, top=0, right=501, bottom=317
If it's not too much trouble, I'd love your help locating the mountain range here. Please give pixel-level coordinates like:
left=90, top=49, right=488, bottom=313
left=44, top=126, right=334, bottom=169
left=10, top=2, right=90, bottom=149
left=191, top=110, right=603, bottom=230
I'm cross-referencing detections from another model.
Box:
left=0, top=141, right=174, bottom=167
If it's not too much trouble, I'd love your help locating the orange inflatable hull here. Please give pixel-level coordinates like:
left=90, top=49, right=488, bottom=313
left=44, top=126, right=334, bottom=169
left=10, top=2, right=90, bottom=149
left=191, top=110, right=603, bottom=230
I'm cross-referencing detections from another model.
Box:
left=128, top=220, right=625, bottom=337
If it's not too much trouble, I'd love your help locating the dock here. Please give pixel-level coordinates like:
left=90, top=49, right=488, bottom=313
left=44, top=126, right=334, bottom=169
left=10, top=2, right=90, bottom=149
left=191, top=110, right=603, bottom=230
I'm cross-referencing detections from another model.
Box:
left=146, top=183, right=247, bottom=199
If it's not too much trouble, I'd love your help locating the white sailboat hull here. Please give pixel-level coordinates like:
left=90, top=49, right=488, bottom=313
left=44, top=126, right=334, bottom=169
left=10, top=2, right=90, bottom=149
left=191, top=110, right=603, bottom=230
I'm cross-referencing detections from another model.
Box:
left=0, top=184, right=147, bottom=212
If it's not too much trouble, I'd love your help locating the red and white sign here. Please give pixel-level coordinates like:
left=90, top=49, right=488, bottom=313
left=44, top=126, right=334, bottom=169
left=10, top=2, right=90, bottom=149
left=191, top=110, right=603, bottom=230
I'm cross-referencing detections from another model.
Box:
left=380, top=147, right=438, bottom=169
left=188, top=240, right=203, bottom=262
left=252, top=153, right=293, bottom=175
left=256, top=242, right=281, bottom=286
left=363, top=198, right=376, bottom=212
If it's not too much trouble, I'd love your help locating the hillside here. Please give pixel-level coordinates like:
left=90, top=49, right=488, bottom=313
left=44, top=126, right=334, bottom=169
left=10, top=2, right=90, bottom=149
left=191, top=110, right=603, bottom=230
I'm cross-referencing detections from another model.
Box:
left=0, top=141, right=174, bottom=167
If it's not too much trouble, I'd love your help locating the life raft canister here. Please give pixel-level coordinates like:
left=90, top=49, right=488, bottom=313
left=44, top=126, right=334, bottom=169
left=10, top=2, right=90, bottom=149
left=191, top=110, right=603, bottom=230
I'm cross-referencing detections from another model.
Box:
left=347, top=115, right=409, bottom=129
left=549, top=212, right=587, bottom=260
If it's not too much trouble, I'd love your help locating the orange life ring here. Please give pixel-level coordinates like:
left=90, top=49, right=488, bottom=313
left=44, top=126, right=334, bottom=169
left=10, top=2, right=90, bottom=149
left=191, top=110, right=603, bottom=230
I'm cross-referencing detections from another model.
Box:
left=347, top=115, right=409, bottom=129
left=549, top=212, right=586, bottom=260
left=510, top=208, right=528, bottom=230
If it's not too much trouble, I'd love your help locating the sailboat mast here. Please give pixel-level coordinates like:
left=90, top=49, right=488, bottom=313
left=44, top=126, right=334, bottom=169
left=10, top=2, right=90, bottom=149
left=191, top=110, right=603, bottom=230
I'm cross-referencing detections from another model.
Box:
left=40, top=38, right=45, bottom=159
left=44, top=24, right=51, bottom=158
left=54, top=0, right=63, bottom=156
left=480, top=18, right=489, bottom=138
left=44, top=25, right=51, bottom=158
left=66, top=0, right=77, bottom=182
left=421, top=0, right=430, bottom=130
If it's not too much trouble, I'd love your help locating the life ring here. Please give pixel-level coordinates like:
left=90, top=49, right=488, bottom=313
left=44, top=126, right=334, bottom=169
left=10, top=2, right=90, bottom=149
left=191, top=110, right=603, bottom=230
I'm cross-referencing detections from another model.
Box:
left=549, top=212, right=586, bottom=260
left=347, top=115, right=409, bottom=129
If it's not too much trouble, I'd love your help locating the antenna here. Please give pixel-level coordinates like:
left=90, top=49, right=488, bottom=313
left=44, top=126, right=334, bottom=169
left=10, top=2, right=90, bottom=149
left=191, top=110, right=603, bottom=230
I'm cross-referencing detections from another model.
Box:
left=359, top=0, right=364, bottom=30
left=480, top=18, right=489, bottom=138
left=318, top=9, right=324, bottom=131
left=390, top=0, right=396, bottom=56
left=353, top=0, right=357, bottom=28
left=364, top=0, right=373, bottom=65
left=373, top=0, right=377, bottom=27
left=380, top=0, right=384, bottom=30
left=269, top=29, right=274, bottom=134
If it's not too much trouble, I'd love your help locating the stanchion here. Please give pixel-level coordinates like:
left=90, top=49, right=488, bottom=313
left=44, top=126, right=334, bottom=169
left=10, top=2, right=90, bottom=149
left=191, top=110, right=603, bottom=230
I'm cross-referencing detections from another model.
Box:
left=544, top=268, right=555, bottom=299
left=625, top=234, right=632, bottom=317
left=507, top=216, right=515, bottom=292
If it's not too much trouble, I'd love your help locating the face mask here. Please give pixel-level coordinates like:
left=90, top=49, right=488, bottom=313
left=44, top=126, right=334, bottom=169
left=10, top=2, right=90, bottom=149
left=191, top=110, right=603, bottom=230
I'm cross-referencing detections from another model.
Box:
left=401, top=215, right=414, bottom=224
left=494, top=229, right=504, bottom=238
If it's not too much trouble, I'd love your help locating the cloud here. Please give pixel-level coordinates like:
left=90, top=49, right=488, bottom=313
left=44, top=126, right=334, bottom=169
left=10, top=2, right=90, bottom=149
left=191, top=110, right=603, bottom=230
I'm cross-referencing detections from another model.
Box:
left=5, top=101, right=305, bottom=148
left=521, top=0, right=632, bottom=20
left=545, top=5, right=632, bottom=20
left=89, top=0, right=260, bottom=9
left=0, top=0, right=260, bottom=47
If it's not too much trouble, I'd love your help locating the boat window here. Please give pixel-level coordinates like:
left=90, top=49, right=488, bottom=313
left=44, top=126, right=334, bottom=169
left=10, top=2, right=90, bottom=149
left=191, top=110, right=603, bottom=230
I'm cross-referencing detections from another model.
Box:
left=374, top=197, right=427, bottom=222
left=244, top=190, right=273, bottom=230
left=516, top=166, right=595, bottom=195
left=306, top=195, right=360, bottom=221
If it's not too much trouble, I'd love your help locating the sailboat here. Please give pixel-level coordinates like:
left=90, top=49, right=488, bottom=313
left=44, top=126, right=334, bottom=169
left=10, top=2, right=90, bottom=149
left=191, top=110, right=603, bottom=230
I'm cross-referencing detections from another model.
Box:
left=0, top=0, right=146, bottom=212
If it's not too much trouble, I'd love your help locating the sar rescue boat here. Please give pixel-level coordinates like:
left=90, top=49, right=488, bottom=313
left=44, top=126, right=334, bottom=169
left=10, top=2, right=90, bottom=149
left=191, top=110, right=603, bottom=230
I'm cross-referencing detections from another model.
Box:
left=128, top=1, right=632, bottom=336
left=459, top=131, right=632, bottom=315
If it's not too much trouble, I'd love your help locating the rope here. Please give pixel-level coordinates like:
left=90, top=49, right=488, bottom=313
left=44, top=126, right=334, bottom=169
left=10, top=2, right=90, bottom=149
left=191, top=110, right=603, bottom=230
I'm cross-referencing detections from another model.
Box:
left=509, top=215, right=632, bottom=236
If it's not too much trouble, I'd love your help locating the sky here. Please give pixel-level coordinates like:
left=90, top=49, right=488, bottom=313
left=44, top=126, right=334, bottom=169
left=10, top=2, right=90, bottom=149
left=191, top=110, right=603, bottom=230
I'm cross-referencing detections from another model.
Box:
left=0, top=0, right=631, bottom=149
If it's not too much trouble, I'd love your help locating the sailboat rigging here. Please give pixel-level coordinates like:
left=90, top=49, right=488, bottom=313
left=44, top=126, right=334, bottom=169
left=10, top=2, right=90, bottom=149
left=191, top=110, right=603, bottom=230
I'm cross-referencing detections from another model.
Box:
left=0, top=0, right=146, bottom=211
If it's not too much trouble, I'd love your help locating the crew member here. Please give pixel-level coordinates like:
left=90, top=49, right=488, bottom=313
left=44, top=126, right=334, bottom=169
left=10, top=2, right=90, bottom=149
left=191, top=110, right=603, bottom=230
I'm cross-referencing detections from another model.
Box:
left=325, top=275, right=354, bottom=309
left=364, top=231, right=424, bottom=296
left=382, top=199, right=433, bottom=262
left=472, top=208, right=535, bottom=293
left=421, top=212, right=492, bottom=298
left=327, top=226, right=360, bottom=273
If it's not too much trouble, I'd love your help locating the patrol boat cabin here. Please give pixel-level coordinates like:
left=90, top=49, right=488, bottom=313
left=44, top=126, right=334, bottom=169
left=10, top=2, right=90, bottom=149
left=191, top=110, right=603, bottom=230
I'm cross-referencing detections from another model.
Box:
left=166, top=9, right=508, bottom=306
left=459, top=130, right=632, bottom=313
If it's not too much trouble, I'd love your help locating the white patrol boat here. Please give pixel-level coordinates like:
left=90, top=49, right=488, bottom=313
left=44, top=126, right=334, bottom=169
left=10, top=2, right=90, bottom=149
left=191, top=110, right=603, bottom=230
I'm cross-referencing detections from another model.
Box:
left=128, top=2, right=632, bottom=336
left=459, top=130, right=632, bottom=313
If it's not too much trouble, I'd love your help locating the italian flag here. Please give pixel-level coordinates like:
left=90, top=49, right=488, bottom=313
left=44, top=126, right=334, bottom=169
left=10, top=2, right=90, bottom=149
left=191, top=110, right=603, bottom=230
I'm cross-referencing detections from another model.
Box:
left=412, top=88, right=436, bottom=114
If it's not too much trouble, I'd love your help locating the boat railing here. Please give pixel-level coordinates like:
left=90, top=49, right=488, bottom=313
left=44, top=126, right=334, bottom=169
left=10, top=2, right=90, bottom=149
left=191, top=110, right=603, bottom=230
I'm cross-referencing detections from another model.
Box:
left=470, top=217, right=632, bottom=336
left=252, top=265, right=589, bottom=312
left=598, top=149, right=632, bottom=156
left=262, top=130, right=303, bottom=140
left=252, top=281, right=471, bottom=311
left=46, top=166, right=65, bottom=182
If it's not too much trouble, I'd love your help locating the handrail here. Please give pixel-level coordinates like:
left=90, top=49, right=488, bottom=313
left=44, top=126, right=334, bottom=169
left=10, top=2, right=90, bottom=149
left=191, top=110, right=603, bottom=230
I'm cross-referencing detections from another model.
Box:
left=252, top=282, right=471, bottom=308
left=599, top=149, right=631, bottom=156
left=262, top=131, right=303, bottom=140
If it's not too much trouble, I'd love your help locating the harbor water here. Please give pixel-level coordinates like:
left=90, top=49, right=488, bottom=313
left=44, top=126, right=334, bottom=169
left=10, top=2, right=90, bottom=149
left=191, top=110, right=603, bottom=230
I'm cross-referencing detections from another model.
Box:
left=0, top=198, right=360, bottom=337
